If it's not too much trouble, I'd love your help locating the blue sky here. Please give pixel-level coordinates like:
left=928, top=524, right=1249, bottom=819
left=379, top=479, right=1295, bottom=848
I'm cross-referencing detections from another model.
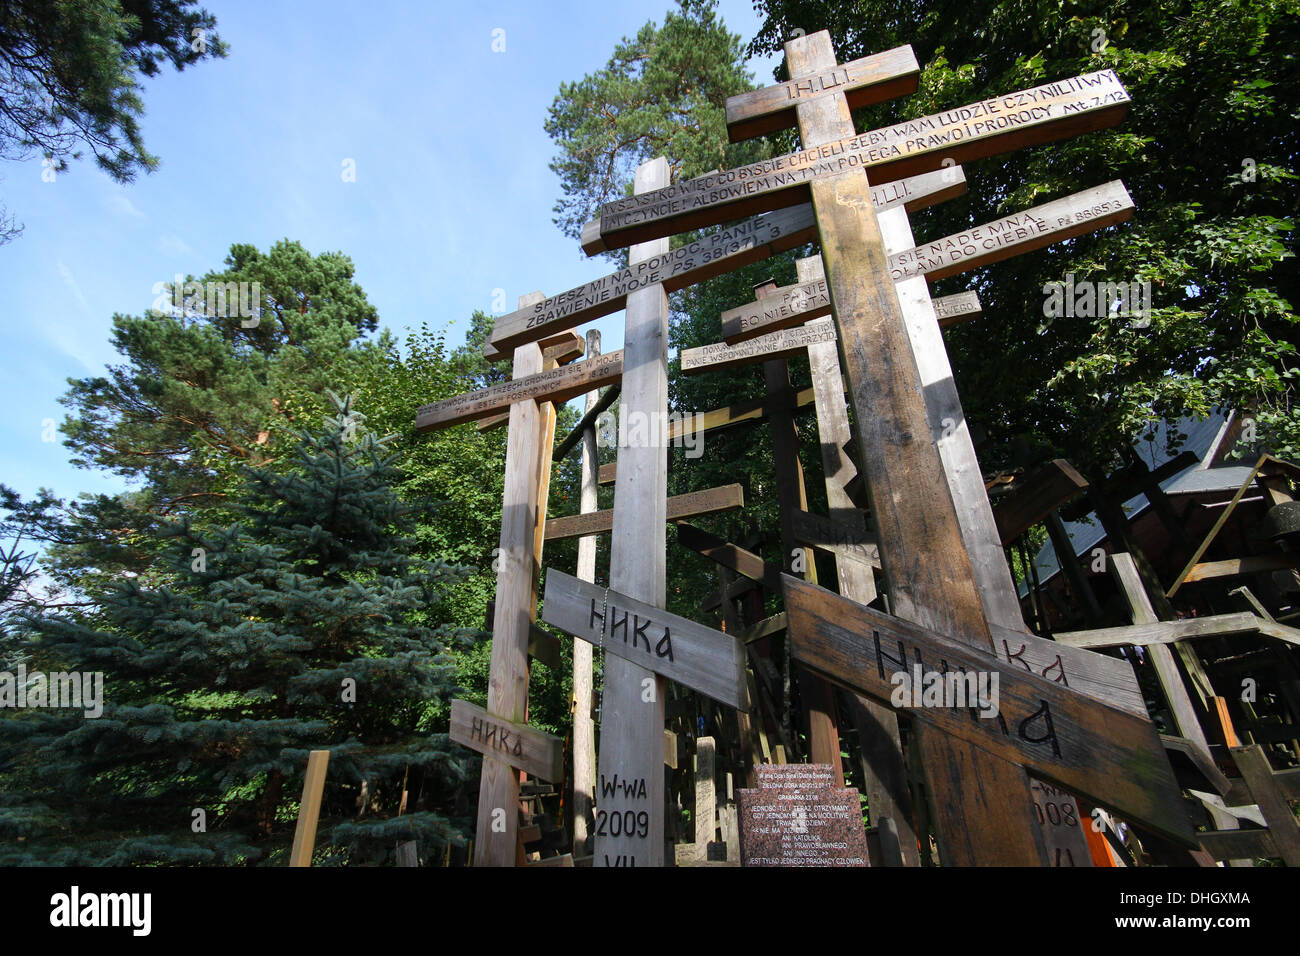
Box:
left=0, top=0, right=782, bottom=505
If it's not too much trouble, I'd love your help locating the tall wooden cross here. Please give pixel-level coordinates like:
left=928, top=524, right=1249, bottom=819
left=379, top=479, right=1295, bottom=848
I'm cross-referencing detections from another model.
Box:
left=579, top=31, right=1192, bottom=864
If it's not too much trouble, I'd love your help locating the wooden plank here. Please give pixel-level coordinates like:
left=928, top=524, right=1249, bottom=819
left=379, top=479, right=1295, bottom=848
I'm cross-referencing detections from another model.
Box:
left=572, top=329, right=601, bottom=858
left=681, top=318, right=836, bottom=374
left=451, top=698, right=564, bottom=783
left=664, top=729, right=678, bottom=769
left=541, top=332, right=585, bottom=366
left=725, top=45, right=920, bottom=142
left=545, top=484, right=744, bottom=541
left=674, top=521, right=784, bottom=592
left=597, top=462, right=617, bottom=485
left=782, top=573, right=1196, bottom=846
left=596, top=157, right=670, bottom=869
left=488, top=205, right=816, bottom=361
left=1200, top=829, right=1276, bottom=862
left=477, top=410, right=509, bottom=432
left=791, top=508, right=881, bottom=569
left=743, top=613, right=788, bottom=644
left=788, top=31, right=1041, bottom=865
left=893, top=182, right=1133, bottom=281
left=416, top=350, right=622, bottom=431
left=694, top=736, right=717, bottom=859
left=553, top=383, right=619, bottom=462
left=541, top=569, right=748, bottom=711
left=483, top=600, right=562, bottom=669
left=992, top=459, right=1090, bottom=545
left=1055, top=612, right=1267, bottom=649
left=288, top=749, right=330, bottom=867
left=525, top=853, right=575, bottom=867
left=1184, top=553, right=1300, bottom=584
left=720, top=181, right=1134, bottom=344
left=932, top=290, right=981, bottom=323
left=474, top=296, right=546, bottom=868
left=583, top=70, right=1130, bottom=253
left=1231, top=745, right=1300, bottom=864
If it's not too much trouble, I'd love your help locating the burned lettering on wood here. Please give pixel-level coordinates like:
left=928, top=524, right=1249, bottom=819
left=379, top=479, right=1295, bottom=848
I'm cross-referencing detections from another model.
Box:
left=585, top=71, right=1130, bottom=253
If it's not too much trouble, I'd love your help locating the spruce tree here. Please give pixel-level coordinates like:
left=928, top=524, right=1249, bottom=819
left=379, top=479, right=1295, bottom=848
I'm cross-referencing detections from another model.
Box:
left=0, top=393, right=479, bottom=865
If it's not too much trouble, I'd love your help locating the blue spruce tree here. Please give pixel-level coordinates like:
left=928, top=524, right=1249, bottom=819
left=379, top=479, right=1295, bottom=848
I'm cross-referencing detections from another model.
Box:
left=0, top=393, right=481, bottom=864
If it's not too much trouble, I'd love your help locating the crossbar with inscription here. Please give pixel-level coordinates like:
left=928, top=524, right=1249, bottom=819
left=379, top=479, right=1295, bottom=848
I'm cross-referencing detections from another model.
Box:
left=541, top=570, right=747, bottom=710
left=584, top=70, right=1130, bottom=253
left=722, top=181, right=1133, bottom=343
left=726, top=45, right=920, bottom=142
left=681, top=318, right=837, bottom=374
left=781, top=574, right=1195, bottom=846
left=416, top=350, right=623, bottom=431
left=450, top=698, right=564, bottom=782
left=489, top=168, right=963, bottom=361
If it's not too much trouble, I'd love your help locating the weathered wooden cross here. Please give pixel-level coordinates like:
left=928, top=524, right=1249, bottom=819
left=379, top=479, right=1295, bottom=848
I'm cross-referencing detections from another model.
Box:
left=572, top=31, right=1193, bottom=864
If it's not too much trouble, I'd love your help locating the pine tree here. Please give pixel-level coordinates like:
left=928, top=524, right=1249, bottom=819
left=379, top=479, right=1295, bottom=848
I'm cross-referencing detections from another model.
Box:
left=0, top=393, right=480, bottom=865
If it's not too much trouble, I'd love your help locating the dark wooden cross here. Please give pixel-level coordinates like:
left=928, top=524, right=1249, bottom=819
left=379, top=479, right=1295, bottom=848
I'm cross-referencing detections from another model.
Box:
left=579, top=31, right=1185, bottom=865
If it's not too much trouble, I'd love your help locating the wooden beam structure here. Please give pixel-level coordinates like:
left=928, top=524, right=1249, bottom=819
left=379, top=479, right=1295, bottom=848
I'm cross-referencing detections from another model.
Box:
left=543, top=570, right=748, bottom=711
left=782, top=574, right=1196, bottom=848
left=725, top=45, right=920, bottom=142
left=992, top=459, right=1090, bottom=545
left=471, top=292, right=549, bottom=867
left=416, top=349, right=622, bottom=431
left=594, top=158, right=670, bottom=868
left=450, top=699, right=565, bottom=783
left=583, top=69, right=1130, bottom=253
left=289, top=750, right=330, bottom=868
left=720, top=182, right=1133, bottom=344
left=545, top=484, right=744, bottom=541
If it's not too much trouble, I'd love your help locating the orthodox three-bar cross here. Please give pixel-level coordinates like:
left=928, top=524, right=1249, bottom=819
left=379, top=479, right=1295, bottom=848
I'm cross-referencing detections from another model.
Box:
left=573, top=31, right=1193, bottom=865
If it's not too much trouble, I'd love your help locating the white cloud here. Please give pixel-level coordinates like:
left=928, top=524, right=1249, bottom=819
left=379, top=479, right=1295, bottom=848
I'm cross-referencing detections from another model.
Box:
left=158, top=234, right=192, bottom=256
left=104, top=192, right=145, bottom=219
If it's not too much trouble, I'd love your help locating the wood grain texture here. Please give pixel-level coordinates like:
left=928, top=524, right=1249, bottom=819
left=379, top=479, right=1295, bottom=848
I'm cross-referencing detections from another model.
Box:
left=1054, top=612, right=1271, bottom=649
left=416, top=350, right=622, bottom=431
left=542, top=570, right=748, bottom=711
left=586, top=69, right=1129, bottom=252
left=992, top=460, right=1090, bottom=545
left=474, top=296, right=545, bottom=868
left=725, top=44, right=920, bottom=142
left=932, top=290, right=981, bottom=322
left=582, top=160, right=968, bottom=256
left=451, top=699, right=564, bottom=782
left=597, top=157, right=670, bottom=868
left=288, top=749, right=330, bottom=867
left=486, top=205, right=817, bottom=360
left=782, top=574, right=1196, bottom=846
left=572, top=329, right=600, bottom=856
left=545, top=483, right=744, bottom=541
left=681, top=318, right=836, bottom=374
left=674, top=521, right=784, bottom=592
left=720, top=182, right=1133, bottom=344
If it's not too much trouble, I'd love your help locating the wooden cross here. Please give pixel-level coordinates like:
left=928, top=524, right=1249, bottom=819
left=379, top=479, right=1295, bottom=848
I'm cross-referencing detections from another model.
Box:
left=592, top=157, right=672, bottom=868
left=580, top=30, right=1171, bottom=865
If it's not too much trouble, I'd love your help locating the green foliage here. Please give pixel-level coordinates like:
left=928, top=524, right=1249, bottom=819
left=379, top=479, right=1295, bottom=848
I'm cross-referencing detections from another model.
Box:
left=544, top=0, right=768, bottom=255
left=53, top=239, right=387, bottom=596
left=0, top=0, right=227, bottom=240
left=0, top=395, right=478, bottom=865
